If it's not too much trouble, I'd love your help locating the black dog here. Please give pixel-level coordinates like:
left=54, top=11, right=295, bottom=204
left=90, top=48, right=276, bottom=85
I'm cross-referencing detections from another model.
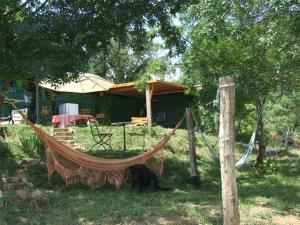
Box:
left=128, top=164, right=170, bottom=192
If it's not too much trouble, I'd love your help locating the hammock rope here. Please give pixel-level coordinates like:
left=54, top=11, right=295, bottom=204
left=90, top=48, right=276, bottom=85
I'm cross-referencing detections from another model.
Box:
left=192, top=112, right=219, bottom=162
left=235, top=109, right=262, bottom=168
left=18, top=110, right=185, bottom=188
left=192, top=107, right=261, bottom=169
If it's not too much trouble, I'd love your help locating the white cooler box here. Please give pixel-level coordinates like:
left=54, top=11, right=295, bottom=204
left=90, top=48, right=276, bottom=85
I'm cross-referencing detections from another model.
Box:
left=59, top=103, right=79, bottom=115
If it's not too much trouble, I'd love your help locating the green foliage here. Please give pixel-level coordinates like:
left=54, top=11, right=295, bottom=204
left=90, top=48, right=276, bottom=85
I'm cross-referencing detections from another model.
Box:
left=181, top=0, right=300, bottom=120
left=0, top=1, right=185, bottom=84
left=26, top=164, right=64, bottom=189
left=0, top=127, right=8, bottom=139
left=257, top=158, right=279, bottom=175
left=193, top=103, right=219, bottom=135
left=236, top=104, right=257, bottom=143
left=0, top=138, right=18, bottom=175
left=135, top=57, right=173, bottom=93
left=19, top=134, right=45, bottom=161
left=89, top=39, right=151, bottom=83
left=265, top=90, right=300, bottom=135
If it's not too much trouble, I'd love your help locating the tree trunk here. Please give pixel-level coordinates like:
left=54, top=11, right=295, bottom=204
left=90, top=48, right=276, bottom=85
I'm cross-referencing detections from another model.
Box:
left=0, top=79, right=10, bottom=193
left=0, top=173, right=4, bottom=192
left=255, top=100, right=266, bottom=166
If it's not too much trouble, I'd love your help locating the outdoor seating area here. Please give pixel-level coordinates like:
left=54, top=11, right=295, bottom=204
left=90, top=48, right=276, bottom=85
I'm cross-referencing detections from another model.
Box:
left=1, top=3, right=299, bottom=224
left=1, top=76, right=189, bottom=153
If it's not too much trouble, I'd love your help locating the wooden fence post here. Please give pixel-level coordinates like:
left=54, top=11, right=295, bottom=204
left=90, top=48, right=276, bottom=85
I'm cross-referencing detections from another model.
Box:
left=219, top=76, right=240, bottom=225
left=186, top=107, right=200, bottom=189
left=146, top=84, right=152, bottom=126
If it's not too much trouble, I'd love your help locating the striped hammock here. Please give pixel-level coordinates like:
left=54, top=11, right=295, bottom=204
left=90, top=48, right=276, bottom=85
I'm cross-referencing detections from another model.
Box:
left=18, top=111, right=184, bottom=188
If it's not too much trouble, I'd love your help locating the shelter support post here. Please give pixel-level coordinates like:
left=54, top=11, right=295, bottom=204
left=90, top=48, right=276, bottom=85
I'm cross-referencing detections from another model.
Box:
left=35, top=76, right=40, bottom=124
left=219, top=76, right=240, bottom=225
left=146, top=84, right=154, bottom=126
left=186, top=107, right=200, bottom=189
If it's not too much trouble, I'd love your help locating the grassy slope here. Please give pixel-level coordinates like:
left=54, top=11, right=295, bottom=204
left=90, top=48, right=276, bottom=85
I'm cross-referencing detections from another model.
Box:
left=0, top=125, right=299, bottom=225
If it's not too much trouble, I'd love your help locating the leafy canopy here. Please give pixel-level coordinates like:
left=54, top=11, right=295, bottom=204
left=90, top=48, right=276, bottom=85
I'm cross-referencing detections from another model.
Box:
left=182, top=0, right=300, bottom=105
left=0, top=0, right=186, bottom=84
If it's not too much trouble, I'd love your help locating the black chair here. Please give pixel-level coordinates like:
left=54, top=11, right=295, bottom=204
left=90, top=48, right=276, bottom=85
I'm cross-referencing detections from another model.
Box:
left=88, top=119, right=113, bottom=151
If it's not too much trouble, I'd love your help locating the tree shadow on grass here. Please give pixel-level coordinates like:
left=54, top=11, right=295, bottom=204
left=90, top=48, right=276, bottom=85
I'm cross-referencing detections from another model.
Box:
left=238, top=176, right=300, bottom=211
left=85, top=149, right=145, bottom=159
left=238, top=151, right=300, bottom=211
left=3, top=147, right=225, bottom=225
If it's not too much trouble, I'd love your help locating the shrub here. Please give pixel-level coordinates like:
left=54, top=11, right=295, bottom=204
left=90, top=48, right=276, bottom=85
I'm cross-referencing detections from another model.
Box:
left=0, top=138, right=18, bottom=176
left=26, top=164, right=64, bottom=189
left=257, top=158, right=279, bottom=174
left=0, top=127, right=8, bottom=139
left=19, top=134, right=45, bottom=162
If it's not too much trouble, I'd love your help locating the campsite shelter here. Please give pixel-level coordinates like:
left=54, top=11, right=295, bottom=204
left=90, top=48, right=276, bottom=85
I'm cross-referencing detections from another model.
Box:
left=1, top=77, right=192, bottom=128
left=108, top=80, right=190, bottom=127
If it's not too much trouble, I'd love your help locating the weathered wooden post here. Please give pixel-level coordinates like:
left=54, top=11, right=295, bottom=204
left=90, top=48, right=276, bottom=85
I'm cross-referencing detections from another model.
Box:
left=186, top=107, right=200, bottom=189
left=219, top=76, right=240, bottom=225
left=145, top=84, right=153, bottom=126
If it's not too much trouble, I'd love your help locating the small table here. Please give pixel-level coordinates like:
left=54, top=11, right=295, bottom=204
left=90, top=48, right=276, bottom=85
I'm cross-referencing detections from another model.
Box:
left=111, top=121, right=131, bottom=151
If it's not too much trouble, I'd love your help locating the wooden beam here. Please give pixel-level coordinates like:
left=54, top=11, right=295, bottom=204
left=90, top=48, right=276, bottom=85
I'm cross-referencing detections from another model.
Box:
left=147, top=80, right=187, bottom=89
left=154, top=90, right=185, bottom=96
left=145, top=84, right=152, bottom=126
left=219, top=76, right=240, bottom=225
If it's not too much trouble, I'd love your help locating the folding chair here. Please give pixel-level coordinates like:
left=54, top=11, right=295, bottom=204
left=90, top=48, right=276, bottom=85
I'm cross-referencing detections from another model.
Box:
left=88, top=119, right=113, bottom=151
left=128, top=117, right=147, bottom=150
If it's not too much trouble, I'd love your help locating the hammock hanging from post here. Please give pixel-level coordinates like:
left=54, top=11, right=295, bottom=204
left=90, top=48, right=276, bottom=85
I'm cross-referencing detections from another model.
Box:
left=18, top=111, right=185, bottom=188
left=234, top=109, right=262, bottom=169
left=193, top=105, right=260, bottom=169
left=235, top=128, right=257, bottom=168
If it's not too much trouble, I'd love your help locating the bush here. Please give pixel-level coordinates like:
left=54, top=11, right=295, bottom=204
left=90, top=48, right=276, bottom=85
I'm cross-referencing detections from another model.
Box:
left=26, top=164, right=64, bottom=189
left=0, top=127, right=8, bottom=139
left=19, top=134, right=45, bottom=162
left=0, top=138, right=18, bottom=176
left=257, top=158, right=279, bottom=174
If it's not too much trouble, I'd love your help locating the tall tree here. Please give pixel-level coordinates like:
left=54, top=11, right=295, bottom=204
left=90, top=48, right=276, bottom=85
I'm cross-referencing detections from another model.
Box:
left=0, top=0, right=185, bottom=113
left=182, top=0, right=300, bottom=165
left=89, top=39, right=153, bottom=83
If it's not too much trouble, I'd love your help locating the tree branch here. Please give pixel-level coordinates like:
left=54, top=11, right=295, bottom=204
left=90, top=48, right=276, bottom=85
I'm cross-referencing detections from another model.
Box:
left=1, top=0, right=32, bottom=17
left=32, top=0, right=50, bottom=16
left=279, top=37, right=300, bottom=53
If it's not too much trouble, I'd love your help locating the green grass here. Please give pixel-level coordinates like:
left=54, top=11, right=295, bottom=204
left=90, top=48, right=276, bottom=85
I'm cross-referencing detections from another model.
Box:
left=0, top=124, right=299, bottom=225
